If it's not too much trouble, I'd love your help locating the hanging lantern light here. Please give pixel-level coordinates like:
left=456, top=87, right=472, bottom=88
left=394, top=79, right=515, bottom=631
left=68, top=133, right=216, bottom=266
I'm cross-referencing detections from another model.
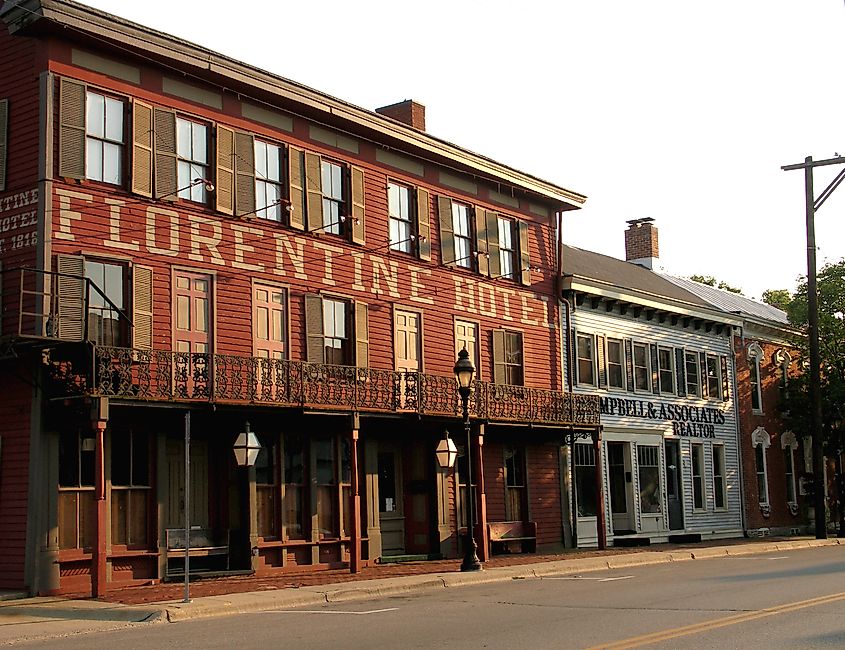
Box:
left=435, top=431, right=458, bottom=469
left=233, top=421, right=261, bottom=467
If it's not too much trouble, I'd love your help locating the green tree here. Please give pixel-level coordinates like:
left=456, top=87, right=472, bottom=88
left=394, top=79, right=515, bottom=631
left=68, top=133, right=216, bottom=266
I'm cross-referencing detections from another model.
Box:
left=688, top=274, right=744, bottom=295
left=762, top=288, right=792, bottom=312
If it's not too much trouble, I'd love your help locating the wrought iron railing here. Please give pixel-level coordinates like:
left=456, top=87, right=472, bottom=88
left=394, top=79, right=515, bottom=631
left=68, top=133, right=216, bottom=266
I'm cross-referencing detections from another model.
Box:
left=91, top=347, right=601, bottom=426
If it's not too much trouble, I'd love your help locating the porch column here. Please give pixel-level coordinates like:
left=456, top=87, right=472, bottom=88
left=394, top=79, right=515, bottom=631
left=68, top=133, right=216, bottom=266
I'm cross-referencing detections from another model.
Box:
left=475, top=424, right=489, bottom=561
left=91, top=398, right=108, bottom=597
left=350, top=424, right=361, bottom=573
left=247, top=463, right=259, bottom=571
left=592, top=427, right=607, bottom=550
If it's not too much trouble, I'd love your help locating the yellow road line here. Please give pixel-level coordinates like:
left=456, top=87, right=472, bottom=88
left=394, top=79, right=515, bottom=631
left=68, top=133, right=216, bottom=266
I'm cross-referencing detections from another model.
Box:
left=588, top=591, right=845, bottom=649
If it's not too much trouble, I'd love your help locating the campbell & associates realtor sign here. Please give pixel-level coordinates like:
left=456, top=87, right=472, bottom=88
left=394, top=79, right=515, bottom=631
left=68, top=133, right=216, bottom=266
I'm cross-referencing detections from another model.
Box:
left=599, top=396, right=727, bottom=439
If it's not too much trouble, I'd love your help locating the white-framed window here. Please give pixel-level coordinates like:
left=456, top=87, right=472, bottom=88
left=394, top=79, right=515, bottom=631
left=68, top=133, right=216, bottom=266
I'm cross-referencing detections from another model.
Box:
left=637, top=445, right=661, bottom=514
left=691, top=443, right=706, bottom=511
left=576, top=333, right=595, bottom=386
left=85, top=90, right=124, bottom=185
left=782, top=431, right=798, bottom=506
left=502, top=330, right=524, bottom=386
left=574, top=443, right=597, bottom=517
left=712, top=444, right=727, bottom=510
left=657, top=346, right=675, bottom=394
left=705, top=354, right=722, bottom=400
left=685, top=351, right=700, bottom=397
left=633, top=342, right=651, bottom=392
left=321, top=160, right=345, bottom=235
left=452, top=201, right=473, bottom=269
left=322, top=297, right=351, bottom=366
left=254, top=140, right=285, bottom=221
left=455, top=320, right=479, bottom=377
left=775, top=348, right=792, bottom=389
left=748, top=342, right=763, bottom=412
left=751, top=427, right=770, bottom=506
left=176, top=117, right=209, bottom=202
left=606, top=337, right=625, bottom=389
left=388, top=182, right=414, bottom=253
left=497, top=216, right=517, bottom=280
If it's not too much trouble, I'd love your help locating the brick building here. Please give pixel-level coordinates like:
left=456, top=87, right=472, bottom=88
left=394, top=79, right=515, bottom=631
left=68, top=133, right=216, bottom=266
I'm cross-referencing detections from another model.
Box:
left=0, top=0, right=599, bottom=596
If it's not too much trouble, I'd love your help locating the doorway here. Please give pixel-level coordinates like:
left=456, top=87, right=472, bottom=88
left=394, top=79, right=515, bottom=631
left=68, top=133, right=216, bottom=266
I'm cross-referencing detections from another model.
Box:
left=665, top=439, right=684, bottom=530
left=607, top=441, right=635, bottom=534
left=165, top=438, right=209, bottom=529
left=378, top=446, right=405, bottom=556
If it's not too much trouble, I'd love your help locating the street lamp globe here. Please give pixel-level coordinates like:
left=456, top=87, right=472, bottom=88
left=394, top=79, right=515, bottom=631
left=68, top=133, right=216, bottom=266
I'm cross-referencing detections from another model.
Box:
left=454, top=347, right=475, bottom=391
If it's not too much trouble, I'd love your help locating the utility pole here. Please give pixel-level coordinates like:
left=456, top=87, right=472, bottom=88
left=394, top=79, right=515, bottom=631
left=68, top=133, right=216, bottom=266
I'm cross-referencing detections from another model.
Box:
left=782, top=154, right=845, bottom=539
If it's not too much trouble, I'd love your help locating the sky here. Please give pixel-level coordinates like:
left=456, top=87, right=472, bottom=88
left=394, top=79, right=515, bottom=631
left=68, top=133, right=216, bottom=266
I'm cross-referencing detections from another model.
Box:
left=78, top=0, right=845, bottom=302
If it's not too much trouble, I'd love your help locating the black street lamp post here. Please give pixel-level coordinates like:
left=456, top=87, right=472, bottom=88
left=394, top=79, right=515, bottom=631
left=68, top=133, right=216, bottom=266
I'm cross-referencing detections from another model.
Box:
left=454, top=348, right=482, bottom=572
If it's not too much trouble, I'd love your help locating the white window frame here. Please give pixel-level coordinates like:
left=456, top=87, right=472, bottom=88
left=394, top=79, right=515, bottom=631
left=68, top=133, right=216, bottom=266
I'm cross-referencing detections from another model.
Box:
left=455, top=319, right=480, bottom=379
left=657, top=345, right=675, bottom=395
left=497, top=216, right=517, bottom=280
left=176, top=117, right=209, bottom=203
left=85, top=90, right=124, bottom=185
left=705, top=354, right=722, bottom=400
left=712, top=443, right=727, bottom=510
left=691, top=442, right=706, bottom=512
left=747, top=342, right=763, bottom=413
left=751, top=426, right=770, bottom=506
left=321, top=159, right=345, bottom=235
left=451, top=201, right=473, bottom=269
left=576, top=332, right=595, bottom=387
left=388, top=182, right=414, bottom=254
left=254, top=140, right=285, bottom=221
left=633, top=342, right=651, bottom=393
left=606, top=337, right=625, bottom=390
left=781, top=431, right=798, bottom=506
left=684, top=350, right=700, bottom=397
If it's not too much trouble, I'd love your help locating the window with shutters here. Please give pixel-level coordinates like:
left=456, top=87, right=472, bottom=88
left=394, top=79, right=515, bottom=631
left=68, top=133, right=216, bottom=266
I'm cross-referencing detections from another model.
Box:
left=85, top=91, right=125, bottom=185
left=452, top=201, right=474, bottom=269
left=576, top=333, right=595, bottom=386
left=685, top=351, right=700, bottom=397
left=633, top=342, right=651, bottom=392
left=502, top=330, right=524, bottom=386
left=110, top=429, right=150, bottom=548
left=85, top=259, right=128, bottom=347
left=705, top=354, right=722, bottom=400
left=574, top=443, right=597, bottom=517
left=321, top=159, right=345, bottom=235
left=657, top=346, right=675, bottom=394
left=607, top=338, right=625, bottom=389
left=692, top=443, right=706, bottom=511
left=504, top=445, right=526, bottom=521
left=712, top=444, right=727, bottom=510
left=388, top=182, right=414, bottom=253
left=497, top=216, right=517, bottom=280
left=455, top=320, right=480, bottom=378
left=176, top=117, right=209, bottom=202
left=58, top=429, right=95, bottom=550
left=323, top=297, right=352, bottom=365
left=254, top=140, right=285, bottom=221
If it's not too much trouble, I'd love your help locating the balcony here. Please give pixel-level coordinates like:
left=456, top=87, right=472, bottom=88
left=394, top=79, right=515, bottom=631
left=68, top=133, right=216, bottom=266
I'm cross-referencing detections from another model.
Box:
left=89, top=347, right=600, bottom=427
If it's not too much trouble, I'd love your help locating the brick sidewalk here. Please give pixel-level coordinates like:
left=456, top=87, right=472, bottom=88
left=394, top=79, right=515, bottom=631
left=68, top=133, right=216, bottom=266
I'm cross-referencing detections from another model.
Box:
left=78, top=537, right=784, bottom=606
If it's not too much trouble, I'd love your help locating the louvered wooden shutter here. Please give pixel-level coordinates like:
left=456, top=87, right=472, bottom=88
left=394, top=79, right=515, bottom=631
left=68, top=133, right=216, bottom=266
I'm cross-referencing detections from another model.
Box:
left=437, top=196, right=455, bottom=265
left=475, top=207, right=489, bottom=276
left=304, top=294, right=324, bottom=363
left=0, top=98, right=8, bottom=192
left=235, top=131, right=255, bottom=216
left=355, top=301, right=369, bottom=367
left=56, top=254, right=86, bottom=341
left=288, top=146, right=305, bottom=230
left=132, top=265, right=153, bottom=350
left=518, top=221, right=531, bottom=286
left=675, top=348, right=686, bottom=397
left=596, top=334, right=607, bottom=389
left=699, top=351, right=708, bottom=398
left=721, top=356, right=729, bottom=401
left=570, top=328, right=577, bottom=384
left=130, top=99, right=153, bottom=197
left=415, top=187, right=431, bottom=261
left=215, top=125, right=235, bottom=215
left=492, top=329, right=506, bottom=385
left=485, top=210, right=500, bottom=278
left=625, top=339, right=634, bottom=392
left=650, top=344, right=659, bottom=394
left=350, top=166, right=365, bottom=244
left=59, top=79, right=86, bottom=180
left=304, top=152, right=323, bottom=231
left=153, top=108, right=177, bottom=200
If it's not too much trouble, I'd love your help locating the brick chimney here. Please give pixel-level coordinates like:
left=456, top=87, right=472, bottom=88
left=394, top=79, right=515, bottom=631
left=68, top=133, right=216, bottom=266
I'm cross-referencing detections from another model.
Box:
left=625, top=218, right=659, bottom=270
left=375, top=100, right=426, bottom=131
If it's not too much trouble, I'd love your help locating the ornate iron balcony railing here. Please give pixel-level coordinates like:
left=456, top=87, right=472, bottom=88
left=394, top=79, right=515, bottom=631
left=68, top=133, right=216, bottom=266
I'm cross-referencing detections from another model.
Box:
left=91, top=346, right=600, bottom=427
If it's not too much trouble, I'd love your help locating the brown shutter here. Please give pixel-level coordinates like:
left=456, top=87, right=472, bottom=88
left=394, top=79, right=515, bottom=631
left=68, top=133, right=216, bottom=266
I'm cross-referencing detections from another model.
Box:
left=437, top=196, right=455, bottom=265
left=350, top=165, right=366, bottom=244
left=415, top=187, right=431, bottom=261
left=475, top=207, right=489, bottom=276
left=0, top=98, right=8, bottom=192
left=675, top=348, right=686, bottom=397
left=355, top=301, right=369, bottom=368
left=59, top=78, right=86, bottom=180
left=570, top=328, right=577, bottom=383
left=130, top=99, right=153, bottom=198
left=215, top=125, right=235, bottom=215
left=132, top=265, right=153, bottom=350
left=304, top=294, right=324, bottom=363
left=650, top=344, right=659, bottom=394
left=485, top=210, right=500, bottom=278
left=153, top=108, right=177, bottom=200
left=304, top=151, right=323, bottom=231
left=721, top=356, right=729, bottom=401
left=699, top=351, right=708, bottom=398
left=492, top=329, right=506, bottom=385
left=596, top=334, right=607, bottom=389
left=625, top=339, right=634, bottom=393
left=235, top=131, right=255, bottom=216
left=56, top=254, right=86, bottom=341
left=518, top=220, right=531, bottom=286
left=288, top=145, right=305, bottom=230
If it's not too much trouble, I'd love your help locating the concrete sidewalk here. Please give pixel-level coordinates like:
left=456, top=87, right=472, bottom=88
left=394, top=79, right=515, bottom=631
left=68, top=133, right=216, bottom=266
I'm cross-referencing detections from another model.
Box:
left=0, top=537, right=840, bottom=645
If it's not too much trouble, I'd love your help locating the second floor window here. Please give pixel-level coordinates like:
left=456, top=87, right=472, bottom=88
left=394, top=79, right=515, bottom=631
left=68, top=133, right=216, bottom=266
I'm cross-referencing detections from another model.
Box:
left=321, top=160, right=344, bottom=234
left=452, top=202, right=473, bottom=269
left=85, top=259, right=127, bottom=347
left=176, top=117, right=208, bottom=202
left=633, top=342, right=651, bottom=392
left=323, top=298, right=351, bottom=365
left=607, top=338, right=625, bottom=389
left=85, top=91, right=124, bottom=185
left=498, top=216, right=516, bottom=279
left=658, top=346, right=674, bottom=394
left=255, top=141, right=285, bottom=221
left=705, top=354, right=722, bottom=399
left=685, top=351, right=700, bottom=397
left=576, top=333, right=595, bottom=386
left=503, top=331, right=524, bottom=386
left=755, top=442, right=769, bottom=505
left=388, top=182, right=414, bottom=253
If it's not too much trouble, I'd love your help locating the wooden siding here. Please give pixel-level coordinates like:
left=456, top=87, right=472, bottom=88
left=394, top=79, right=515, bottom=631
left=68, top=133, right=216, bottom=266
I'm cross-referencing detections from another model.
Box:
left=527, top=444, right=562, bottom=547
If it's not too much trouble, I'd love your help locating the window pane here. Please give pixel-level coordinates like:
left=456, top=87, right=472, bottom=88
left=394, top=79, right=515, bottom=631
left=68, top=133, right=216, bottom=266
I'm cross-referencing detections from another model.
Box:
left=283, top=485, right=303, bottom=539
left=177, top=118, right=191, bottom=157
left=255, top=141, right=267, bottom=177
left=86, top=92, right=105, bottom=138
left=111, top=432, right=130, bottom=486
left=267, top=144, right=280, bottom=181
left=284, top=435, right=304, bottom=484
left=192, top=123, right=207, bottom=163
left=130, top=489, right=148, bottom=544
left=105, top=97, right=123, bottom=142
left=388, top=183, right=400, bottom=217
left=59, top=492, right=79, bottom=549
left=102, top=142, right=121, bottom=185
left=86, top=139, right=103, bottom=181
left=111, top=489, right=128, bottom=545
left=133, top=431, right=149, bottom=486
left=315, top=439, right=334, bottom=485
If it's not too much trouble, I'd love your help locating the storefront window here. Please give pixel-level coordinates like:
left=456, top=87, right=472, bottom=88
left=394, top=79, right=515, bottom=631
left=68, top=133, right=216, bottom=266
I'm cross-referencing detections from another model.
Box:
left=608, top=442, right=628, bottom=513
left=692, top=443, right=705, bottom=510
left=574, top=443, right=597, bottom=517
left=58, top=429, right=95, bottom=551
left=315, top=438, right=337, bottom=538
left=255, top=434, right=278, bottom=539
left=637, top=445, right=661, bottom=513
left=504, top=446, right=526, bottom=521
left=341, top=437, right=353, bottom=538
left=456, top=446, right=476, bottom=528
left=110, top=429, right=150, bottom=547
left=283, top=434, right=305, bottom=540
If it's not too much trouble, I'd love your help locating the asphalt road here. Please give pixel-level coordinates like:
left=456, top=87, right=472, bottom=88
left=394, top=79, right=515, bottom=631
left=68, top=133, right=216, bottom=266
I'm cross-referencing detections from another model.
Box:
left=11, top=545, right=845, bottom=649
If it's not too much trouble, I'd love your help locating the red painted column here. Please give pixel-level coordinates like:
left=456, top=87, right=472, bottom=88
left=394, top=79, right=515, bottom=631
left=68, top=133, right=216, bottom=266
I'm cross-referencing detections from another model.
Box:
left=92, top=419, right=108, bottom=597
left=475, top=426, right=489, bottom=561
left=350, top=428, right=361, bottom=573
left=593, top=428, right=607, bottom=550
